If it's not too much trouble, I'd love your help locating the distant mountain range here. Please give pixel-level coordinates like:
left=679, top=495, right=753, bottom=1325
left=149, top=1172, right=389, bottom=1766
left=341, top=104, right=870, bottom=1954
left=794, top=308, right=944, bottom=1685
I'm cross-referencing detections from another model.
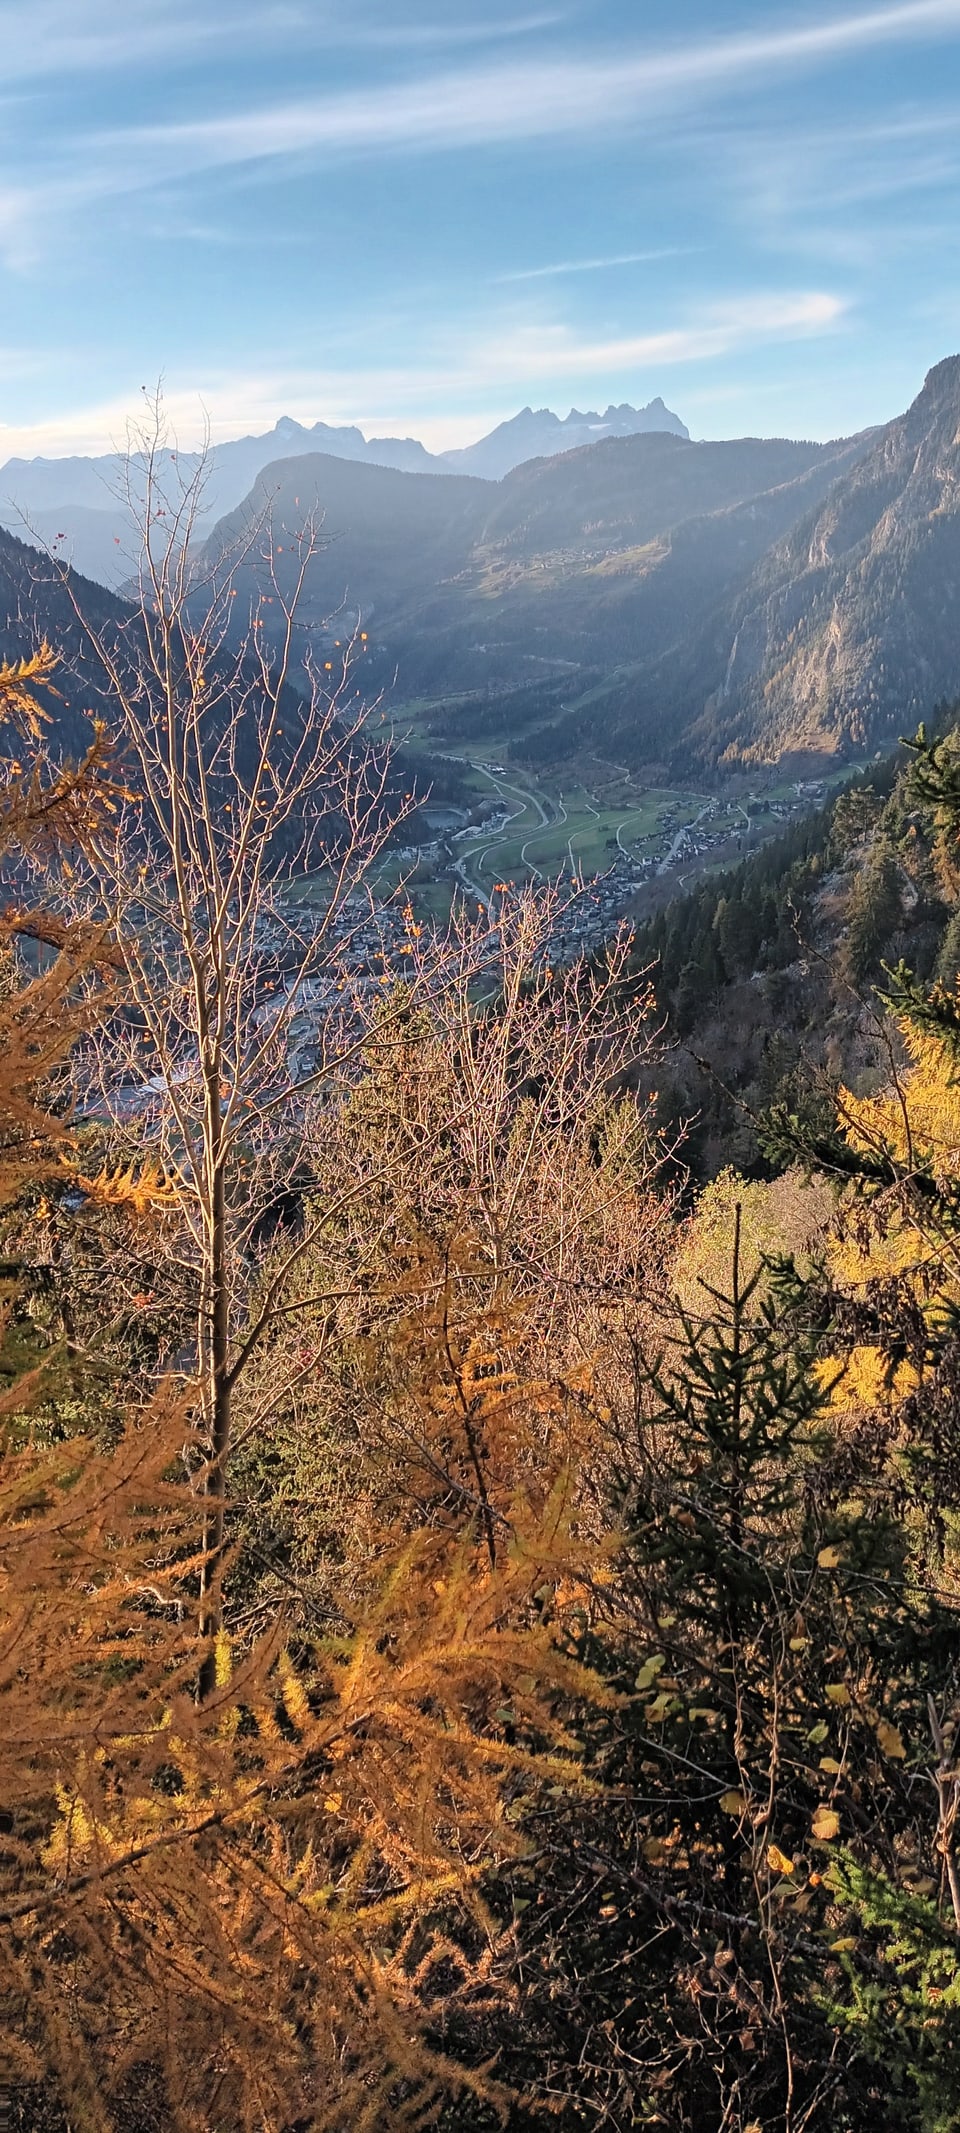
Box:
left=3, top=360, right=960, bottom=781
left=0, top=398, right=687, bottom=591
left=439, top=398, right=689, bottom=478
left=203, top=425, right=820, bottom=633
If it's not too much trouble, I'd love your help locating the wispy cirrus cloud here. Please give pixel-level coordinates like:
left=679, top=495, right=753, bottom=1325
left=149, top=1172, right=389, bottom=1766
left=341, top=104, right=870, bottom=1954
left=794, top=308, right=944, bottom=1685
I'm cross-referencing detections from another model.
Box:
left=0, top=0, right=566, bottom=84
left=346, top=11, right=567, bottom=49
left=0, top=0, right=957, bottom=266
left=690, top=100, right=960, bottom=273
left=495, top=248, right=693, bottom=282
left=736, top=105, right=960, bottom=218
left=83, top=0, right=960, bottom=177
left=0, top=0, right=260, bottom=80
left=497, top=292, right=847, bottom=382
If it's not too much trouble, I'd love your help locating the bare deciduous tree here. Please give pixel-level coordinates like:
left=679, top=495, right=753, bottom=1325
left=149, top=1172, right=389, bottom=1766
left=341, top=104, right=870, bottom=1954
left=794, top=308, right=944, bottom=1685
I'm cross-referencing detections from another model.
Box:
left=51, top=412, right=449, bottom=1687
left=226, top=898, right=673, bottom=1628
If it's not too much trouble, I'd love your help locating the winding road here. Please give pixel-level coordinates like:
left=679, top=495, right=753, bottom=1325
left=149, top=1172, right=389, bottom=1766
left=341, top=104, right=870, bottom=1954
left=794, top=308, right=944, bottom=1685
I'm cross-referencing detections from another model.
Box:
left=521, top=791, right=564, bottom=882
left=454, top=763, right=554, bottom=903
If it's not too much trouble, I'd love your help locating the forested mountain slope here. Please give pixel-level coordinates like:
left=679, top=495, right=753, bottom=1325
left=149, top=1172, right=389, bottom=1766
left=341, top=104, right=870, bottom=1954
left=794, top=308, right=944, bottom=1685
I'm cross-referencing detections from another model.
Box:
left=202, top=429, right=860, bottom=723
left=557, top=356, right=960, bottom=773
left=0, top=518, right=464, bottom=818
left=0, top=523, right=132, bottom=751
left=504, top=434, right=872, bottom=771
left=635, top=722, right=960, bottom=1175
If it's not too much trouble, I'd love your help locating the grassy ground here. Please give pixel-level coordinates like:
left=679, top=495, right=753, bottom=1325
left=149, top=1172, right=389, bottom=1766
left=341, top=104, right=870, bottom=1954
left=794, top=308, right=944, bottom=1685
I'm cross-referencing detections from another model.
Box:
left=405, top=879, right=458, bottom=925
left=469, top=785, right=712, bottom=886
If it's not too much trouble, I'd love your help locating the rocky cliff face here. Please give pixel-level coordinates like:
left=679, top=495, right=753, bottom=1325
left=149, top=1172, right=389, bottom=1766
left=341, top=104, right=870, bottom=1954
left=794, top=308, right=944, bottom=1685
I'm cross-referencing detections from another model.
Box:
left=699, top=358, right=960, bottom=762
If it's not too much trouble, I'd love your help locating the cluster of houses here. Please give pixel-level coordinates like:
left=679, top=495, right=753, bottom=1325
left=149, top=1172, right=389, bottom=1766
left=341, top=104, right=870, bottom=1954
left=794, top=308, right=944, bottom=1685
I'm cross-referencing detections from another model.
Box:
left=536, top=872, right=641, bottom=963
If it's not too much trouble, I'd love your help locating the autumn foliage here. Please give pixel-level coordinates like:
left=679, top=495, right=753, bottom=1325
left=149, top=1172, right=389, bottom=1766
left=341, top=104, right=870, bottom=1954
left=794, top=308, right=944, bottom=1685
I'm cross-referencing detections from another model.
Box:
left=0, top=652, right=616, bottom=2131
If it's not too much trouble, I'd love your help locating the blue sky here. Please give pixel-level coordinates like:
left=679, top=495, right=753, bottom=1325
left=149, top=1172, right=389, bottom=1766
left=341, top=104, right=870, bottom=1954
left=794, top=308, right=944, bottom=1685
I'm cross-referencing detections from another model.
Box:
left=1, top=0, right=959, bottom=457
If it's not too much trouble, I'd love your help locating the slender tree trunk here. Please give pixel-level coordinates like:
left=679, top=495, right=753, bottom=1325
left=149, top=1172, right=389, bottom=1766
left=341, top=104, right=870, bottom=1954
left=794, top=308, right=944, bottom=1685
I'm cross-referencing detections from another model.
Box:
left=198, top=1121, right=231, bottom=1700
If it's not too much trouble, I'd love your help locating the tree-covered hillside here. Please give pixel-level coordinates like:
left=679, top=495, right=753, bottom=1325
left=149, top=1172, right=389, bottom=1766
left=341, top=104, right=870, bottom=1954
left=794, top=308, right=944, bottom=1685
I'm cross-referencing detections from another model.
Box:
left=199, top=428, right=865, bottom=752
left=635, top=713, right=960, bottom=1175
left=0, top=523, right=133, bottom=753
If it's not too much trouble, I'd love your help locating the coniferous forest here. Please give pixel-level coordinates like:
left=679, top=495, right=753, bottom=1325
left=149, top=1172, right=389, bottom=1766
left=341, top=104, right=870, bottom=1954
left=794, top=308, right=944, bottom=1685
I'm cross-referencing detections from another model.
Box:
left=6, top=464, right=960, bottom=2133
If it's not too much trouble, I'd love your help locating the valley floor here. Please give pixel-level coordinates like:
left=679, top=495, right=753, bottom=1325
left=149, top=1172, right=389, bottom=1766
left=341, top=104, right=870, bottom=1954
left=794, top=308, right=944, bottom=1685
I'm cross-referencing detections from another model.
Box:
left=384, top=702, right=868, bottom=947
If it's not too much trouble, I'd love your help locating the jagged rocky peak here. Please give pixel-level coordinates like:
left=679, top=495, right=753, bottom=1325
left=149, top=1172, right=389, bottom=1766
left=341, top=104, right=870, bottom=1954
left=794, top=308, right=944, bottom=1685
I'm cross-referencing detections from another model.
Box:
left=871, top=354, right=960, bottom=465
left=919, top=353, right=960, bottom=402
left=439, top=396, right=689, bottom=477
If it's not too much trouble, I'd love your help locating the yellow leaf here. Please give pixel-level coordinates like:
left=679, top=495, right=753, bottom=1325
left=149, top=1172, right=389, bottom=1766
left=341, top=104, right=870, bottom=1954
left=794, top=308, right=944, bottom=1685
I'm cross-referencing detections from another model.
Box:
left=825, top=1684, right=850, bottom=1706
left=720, top=1790, right=748, bottom=1816
left=876, top=1720, right=906, bottom=1760
left=767, top=1844, right=796, bottom=1876
left=279, top=1655, right=310, bottom=1730
left=818, top=1546, right=843, bottom=1569
left=830, top=1936, right=858, bottom=1953
left=819, top=1757, right=843, bottom=1775
left=324, top=1793, right=343, bottom=1815
left=73, top=1156, right=182, bottom=1219
left=635, top=1654, right=666, bottom=1691
left=811, top=1806, right=841, bottom=1841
